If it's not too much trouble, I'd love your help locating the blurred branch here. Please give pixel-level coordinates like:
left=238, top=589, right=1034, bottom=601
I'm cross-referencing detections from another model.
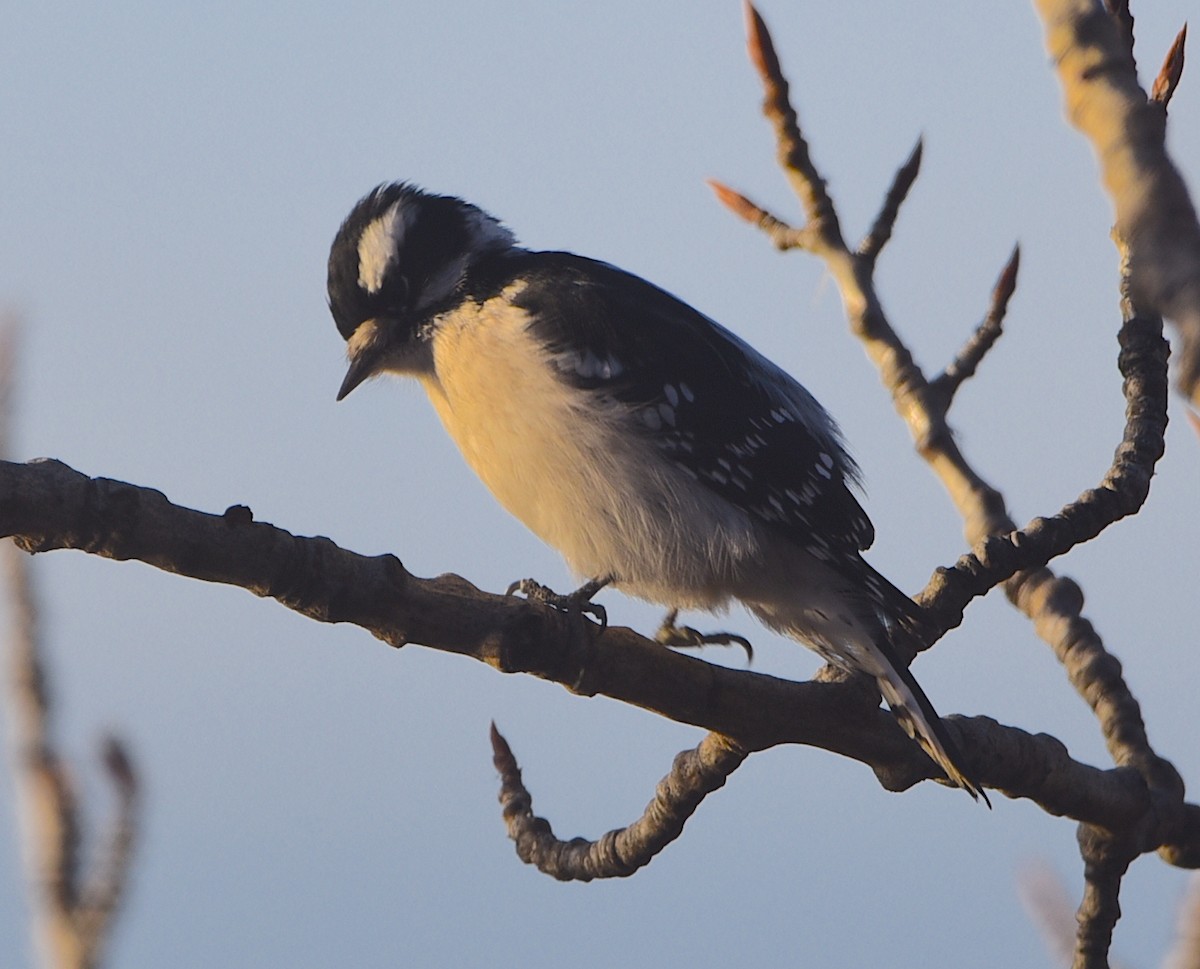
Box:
left=1020, top=862, right=1080, bottom=969
left=1020, top=861, right=1134, bottom=969
left=5, top=541, right=85, bottom=969
left=74, top=736, right=137, bottom=962
left=2, top=319, right=139, bottom=969
left=1035, top=0, right=1200, bottom=404
left=1105, top=0, right=1137, bottom=66
left=1164, top=873, right=1200, bottom=969
left=491, top=724, right=747, bottom=881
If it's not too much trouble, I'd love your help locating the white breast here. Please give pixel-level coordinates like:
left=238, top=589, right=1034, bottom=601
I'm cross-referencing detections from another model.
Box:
left=415, top=289, right=762, bottom=608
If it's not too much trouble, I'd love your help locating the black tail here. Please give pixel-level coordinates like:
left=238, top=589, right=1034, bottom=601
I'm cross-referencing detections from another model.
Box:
left=873, top=638, right=990, bottom=806
left=851, top=561, right=989, bottom=805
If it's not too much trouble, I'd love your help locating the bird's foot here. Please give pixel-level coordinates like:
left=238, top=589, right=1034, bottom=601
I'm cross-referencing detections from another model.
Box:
left=506, top=575, right=611, bottom=631
left=655, top=609, right=754, bottom=662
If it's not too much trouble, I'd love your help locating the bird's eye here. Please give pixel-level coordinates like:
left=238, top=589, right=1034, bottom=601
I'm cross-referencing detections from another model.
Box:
left=383, top=273, right=411, bottom=312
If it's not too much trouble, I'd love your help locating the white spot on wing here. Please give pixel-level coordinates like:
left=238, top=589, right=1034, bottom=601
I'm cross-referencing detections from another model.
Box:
left=575, top=350, right=602, bottom=378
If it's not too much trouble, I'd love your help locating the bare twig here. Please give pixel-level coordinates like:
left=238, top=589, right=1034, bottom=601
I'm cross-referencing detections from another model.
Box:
left=743, top=0, right=840, bottom=245
left=1151, top=25, right=1188, bottom=109
left=706, top=181, right=812, bottom=251
left=858, top=139, right=924, bottom=267
left=929, top=246, right=1021, bottom=407
left=492, top=724, right=747, bottom=880
left=1025, top=292, right=1178, bottom=799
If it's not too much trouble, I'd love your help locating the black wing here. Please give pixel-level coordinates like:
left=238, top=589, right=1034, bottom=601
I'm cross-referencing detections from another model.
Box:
left=504, top=252, right=875, bottom=556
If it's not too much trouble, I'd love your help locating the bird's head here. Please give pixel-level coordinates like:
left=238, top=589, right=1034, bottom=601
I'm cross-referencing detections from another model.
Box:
left=327, top=182, right=516, bottom=399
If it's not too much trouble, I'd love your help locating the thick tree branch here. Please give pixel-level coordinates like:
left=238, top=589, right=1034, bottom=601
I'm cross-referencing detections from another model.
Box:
left=1, top=458, right=1196, bottom=858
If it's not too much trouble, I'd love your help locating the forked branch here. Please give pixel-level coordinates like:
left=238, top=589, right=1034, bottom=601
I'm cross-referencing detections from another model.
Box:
left=712, top=4, right=1186, bottom=965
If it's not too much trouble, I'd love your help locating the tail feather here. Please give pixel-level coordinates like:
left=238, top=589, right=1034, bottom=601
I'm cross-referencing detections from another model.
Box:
left=748, top=555, right=989, bottom=804
left=874, top=648, right=990, bottom=806
left=851, top=561, right=989, bottom=805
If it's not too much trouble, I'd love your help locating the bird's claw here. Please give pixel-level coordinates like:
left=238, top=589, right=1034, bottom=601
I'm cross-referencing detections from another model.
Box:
left=656, top=609, right=754, bottom=662
left=506, top=577, right=609, bottom=631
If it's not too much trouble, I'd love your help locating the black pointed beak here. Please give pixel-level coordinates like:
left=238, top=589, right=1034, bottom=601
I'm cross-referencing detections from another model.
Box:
left=337, top=354, right=374, bottom=401
left=336, top=318, right=390, bottom=401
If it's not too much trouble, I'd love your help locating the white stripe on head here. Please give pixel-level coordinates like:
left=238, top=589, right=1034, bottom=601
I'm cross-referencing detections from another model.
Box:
left=357, top=200, right=408, bottom=295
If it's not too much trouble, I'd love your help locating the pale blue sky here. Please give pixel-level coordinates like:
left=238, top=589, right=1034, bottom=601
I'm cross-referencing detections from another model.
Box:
left=2, top=3, right=1199, bottom=966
